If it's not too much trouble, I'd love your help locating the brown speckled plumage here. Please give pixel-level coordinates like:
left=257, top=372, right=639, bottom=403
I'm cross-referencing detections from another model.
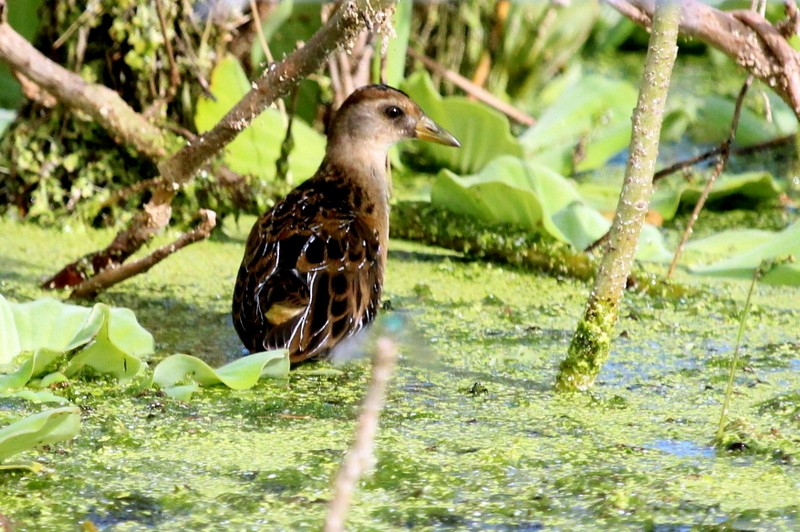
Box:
left=232, top=84, right=459, bottom=365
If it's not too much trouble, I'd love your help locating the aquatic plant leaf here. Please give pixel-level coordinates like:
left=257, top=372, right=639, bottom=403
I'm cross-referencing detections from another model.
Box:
left=431, top=156, right=671, bottom=261
left=153, top=350, right=289, bottom=399
left=401, top=71, right=522, bottom=174
left=520, top=74, right=637, bottom=175
left=686, top=221, right=800, bottom=284
left=385, top=0, right=412, bottom=87
left=688, top=94, right=796, bottom=147
left=194, top=55, right=325, bottom=183
left=0, top=295, right=19, bottom=366
left=0, top=349, right=63, bottom=392
left=432, top=156, right=600, bottom=245
left=0, top=296, right=154, bottom=389
left=0, top=389, right=70, bottom=404
left=63, top=305, right=147, bottom=382
left=0, top=406, right=80, bottom=463
left=578, top=171, right=782, bottom=221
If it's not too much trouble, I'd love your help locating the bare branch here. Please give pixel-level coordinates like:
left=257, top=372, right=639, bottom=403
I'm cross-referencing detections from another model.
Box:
left=0, top=22, right=169, bottom=161
left=70, top=210, right=217, bottom=299
left=611, top=0, right=800, bottom=119
left=667, top=76, right=754, bottom=278
left=407, top=47, right=536, bottom=127
left=324, top=337, right=399, bottom=532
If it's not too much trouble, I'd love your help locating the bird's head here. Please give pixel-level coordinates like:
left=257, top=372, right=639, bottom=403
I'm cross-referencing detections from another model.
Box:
left=328, top=84, right=461, bottom=151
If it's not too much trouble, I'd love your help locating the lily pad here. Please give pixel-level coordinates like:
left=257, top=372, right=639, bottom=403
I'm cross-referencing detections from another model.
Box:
left=401, top=71, right=522, bottom=174
left=195, top=55, right=326, bottom=184
left=0, top=407, right=81, bottom=463
left=520, top=74, right=637, bottom=175
left=153, top=350, right=290, bottom=400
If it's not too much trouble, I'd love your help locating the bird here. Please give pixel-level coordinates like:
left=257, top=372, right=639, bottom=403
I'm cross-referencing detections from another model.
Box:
left=231, top=84, right=460, bottom=366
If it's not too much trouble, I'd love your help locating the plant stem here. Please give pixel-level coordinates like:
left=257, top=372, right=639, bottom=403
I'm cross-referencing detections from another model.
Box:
left=716, top=265, right=762, bottom=441
left=556, top=0, right=679, bottom=392
left=324, top=337, right=399, bottom=532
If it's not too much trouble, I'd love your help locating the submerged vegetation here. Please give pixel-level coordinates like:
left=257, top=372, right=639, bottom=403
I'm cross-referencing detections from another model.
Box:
left=1, top=0, right=799, bottom=529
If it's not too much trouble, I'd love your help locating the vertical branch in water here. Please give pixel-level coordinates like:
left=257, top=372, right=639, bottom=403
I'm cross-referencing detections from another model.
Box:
left=555, top=0, right=679, bottom=392
left=324, top=337, right=399, bottom=532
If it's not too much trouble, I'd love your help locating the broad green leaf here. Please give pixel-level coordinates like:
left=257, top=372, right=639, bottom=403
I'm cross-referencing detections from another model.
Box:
left=0, top=407, right=80, bottom=463
left=401, top=71, right=522, bottom=174
left=687, top=220, right=800, bottom=284
left=0, top=349, right=63, bottom=392
left=64, top=304, right=147, bottom=382
left=194, top=55, right=325, bottom=184
left=432, top=156, right=596, bottom=245
left=578, top=171, right=783, bottom=221
left=520, top=75, right=637, bottom=175
left=0, top=295, right=19, bottom=365
left=385, top=0, right=412, bottom=87
left=688, top=95, right=796, bottom=147
left=0, top=297, right=154, bottom=390
left=431, top=156, right=671, bottom=261
left=153, top=350, right=289, bottom=399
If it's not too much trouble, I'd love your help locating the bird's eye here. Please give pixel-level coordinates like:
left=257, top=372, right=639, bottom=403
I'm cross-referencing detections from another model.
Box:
left=384, top=105, right=404, bottom=119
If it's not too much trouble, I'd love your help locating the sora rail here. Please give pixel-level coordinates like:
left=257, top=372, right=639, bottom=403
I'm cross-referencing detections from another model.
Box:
left=232, top=85, right=460, bottom=365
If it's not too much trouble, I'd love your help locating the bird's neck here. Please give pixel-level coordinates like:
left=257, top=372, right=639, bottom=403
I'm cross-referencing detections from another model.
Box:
left=323, top=136, right=392, bottom=207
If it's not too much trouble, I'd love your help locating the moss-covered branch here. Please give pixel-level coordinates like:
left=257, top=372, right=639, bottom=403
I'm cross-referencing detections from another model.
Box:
left=555, top=0, right=679, bottom=392
left=391, top=202, right=597, bottom=280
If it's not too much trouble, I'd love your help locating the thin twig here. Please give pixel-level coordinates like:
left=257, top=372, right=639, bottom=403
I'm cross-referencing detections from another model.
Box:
left=667, top=75, right=753, bottom=278
left=715, top=263, right=761, bottom=443
left=324, top=337, right=399, bottom=532
left=155, top=0, right=181, bottom=99
left=70, top=209, right=217, bottom=299
left=407, top=47, right=536, bottom=127
left=584, top=132, right=792, bottom=254
left=248, top=0, right=286, bottom=119
left=652, top=134, right=793, bottom=183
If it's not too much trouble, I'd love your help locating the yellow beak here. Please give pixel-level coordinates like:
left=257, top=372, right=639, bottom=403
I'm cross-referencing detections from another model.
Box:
left=415, top=115, right=461, bottom=147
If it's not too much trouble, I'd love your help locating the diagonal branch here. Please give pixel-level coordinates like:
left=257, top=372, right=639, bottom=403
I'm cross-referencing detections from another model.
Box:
left=15, top=0, right=397, bottom=297
left=607, top=0, right=800, bottom=119
left=0, top=22, right=169, bottom=161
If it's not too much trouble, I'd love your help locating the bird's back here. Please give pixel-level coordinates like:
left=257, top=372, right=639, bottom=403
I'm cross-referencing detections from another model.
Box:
left=231, top=168, right=385, bottom=364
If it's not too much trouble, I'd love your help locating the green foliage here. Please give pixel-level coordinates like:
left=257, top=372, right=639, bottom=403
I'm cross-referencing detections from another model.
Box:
left=195, top=55, right=326, bottom=185
left=0, top=294, right=290, bottom=463
left=153, top=351, right=289, bottom=400
left=0, top=407, right=81, bottom=466
left=664, top=94, right=797, bottom=147
left=578, top=171, right=784, bottom=221
left=385, top=0, right=413, bottom=87
left=0, top=296, right=153, bottom=390
left=402, top=71, right=522, bottom=174
left=431, top=156, right=672, bottom=262
left=520, top=74, right=638, bottom=175
left=0, top=295, right=289, bottom=396
left=687, top=222, right=800, bottom=284
left=496, top=0, right=599, bottom=100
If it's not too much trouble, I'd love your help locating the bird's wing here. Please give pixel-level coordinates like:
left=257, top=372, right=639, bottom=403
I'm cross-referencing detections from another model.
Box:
left=232, top=189, right=382, bottom=363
